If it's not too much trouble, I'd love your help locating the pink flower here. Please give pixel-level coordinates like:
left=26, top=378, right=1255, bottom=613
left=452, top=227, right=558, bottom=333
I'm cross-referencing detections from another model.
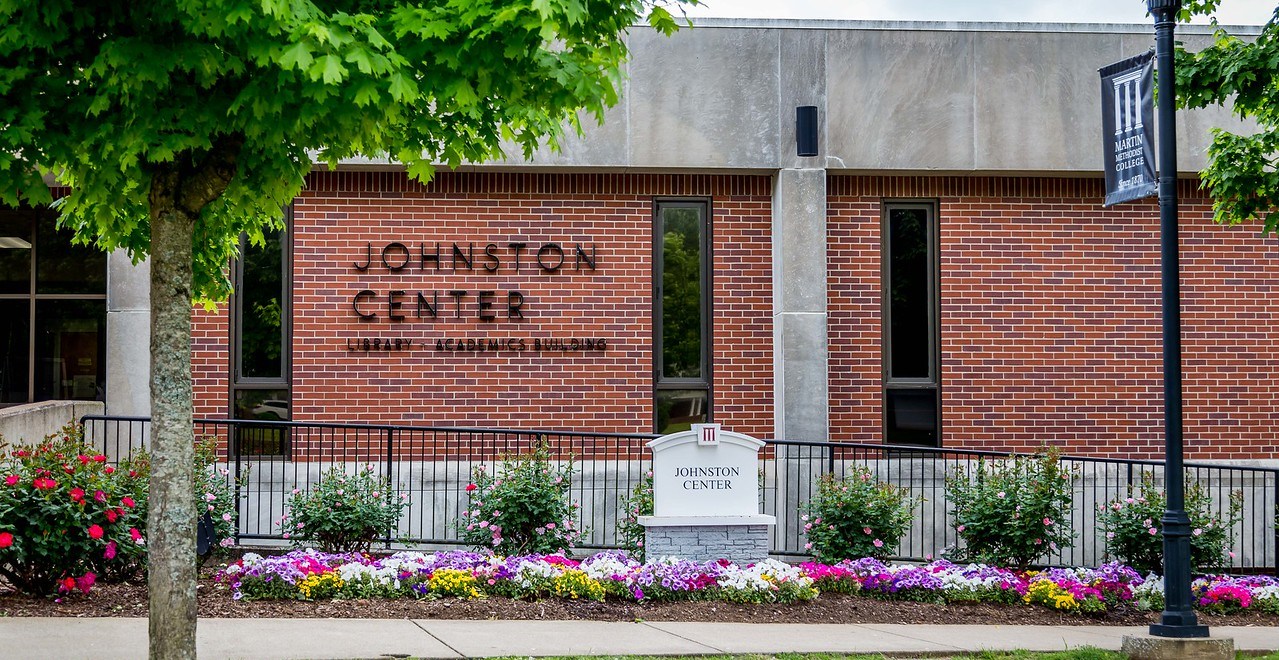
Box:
left=1193, top=528, right=1202, bottom=536
left=3, top=474, right=17, bottom=486
left=93, top=490, right=107, bottom=503
left=863, top=527, right=872, bottom=535
left=873, top=539, right=884, bottom=548
left=545, top=523, right=556, bottom=529
left=205, top=493, right=216, bottom=502
left=282, top=532, right=290, bottom=539
left=478, top=521, right=489, bottom=528
left=104, top=541, right=117, bottom=560
left=87, top=525, right=104, bottom=540
left=996, top=491, right=1006, bottom=498
left=956, top=525, right=966, bottom=533
left=1042, top=518, right=1053, bottom=526
left=222, top=513, right=232, bottom=522
left=1149, top=528, right=1158, bottom=536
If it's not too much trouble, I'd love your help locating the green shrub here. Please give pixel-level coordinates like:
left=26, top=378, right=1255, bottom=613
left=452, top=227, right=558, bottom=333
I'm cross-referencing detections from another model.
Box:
left=0, top=423, right=149, bottom=594
left=617, top=470, right=653, bottom=561
left=801, top=467, right=916, bottom=561
left=458, top=443, right=585, bottom=555
left=945, top=450, right=1075, bottom=570
left=1098, top=473, right=1243, bottom=575
left=282, top=464, right=407, bottom=552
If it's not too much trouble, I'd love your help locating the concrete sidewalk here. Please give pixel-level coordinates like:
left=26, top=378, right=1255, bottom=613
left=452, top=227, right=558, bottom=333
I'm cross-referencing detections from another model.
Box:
left=1, top=619, right=1274, bottom=659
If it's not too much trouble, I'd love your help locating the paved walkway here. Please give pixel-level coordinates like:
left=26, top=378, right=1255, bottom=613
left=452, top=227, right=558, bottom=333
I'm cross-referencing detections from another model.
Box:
left=1, top=619, right=1274, bottom=659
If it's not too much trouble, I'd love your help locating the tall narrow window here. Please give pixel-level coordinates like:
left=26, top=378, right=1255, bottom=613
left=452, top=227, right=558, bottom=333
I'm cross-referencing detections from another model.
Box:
left=0, top=206, right=106, bottom=405
left=231, top=212, right=291, bottom=456
left=882, top=202, right=939, bottom=446
left=654, top=199, right=711, bottom=434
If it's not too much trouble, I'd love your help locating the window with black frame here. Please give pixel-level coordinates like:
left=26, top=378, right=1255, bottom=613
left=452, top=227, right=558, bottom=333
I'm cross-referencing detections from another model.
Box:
left=882, top=202, right=940, bottom=446
left=654, top=199, right=711, bottom=434
left=230, top=214, right=291, bottom=457
left=0, top=206, right=106, bottom=405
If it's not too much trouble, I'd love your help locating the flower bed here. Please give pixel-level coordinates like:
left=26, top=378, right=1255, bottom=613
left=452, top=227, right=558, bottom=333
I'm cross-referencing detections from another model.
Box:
left=216, top=549, right=1279, bottom=617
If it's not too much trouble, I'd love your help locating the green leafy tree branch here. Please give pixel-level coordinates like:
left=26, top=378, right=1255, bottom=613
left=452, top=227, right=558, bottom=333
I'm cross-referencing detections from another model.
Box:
left=0, top=1, right=693, bottom=657
left=1174, top=2, right=1279, bottom=231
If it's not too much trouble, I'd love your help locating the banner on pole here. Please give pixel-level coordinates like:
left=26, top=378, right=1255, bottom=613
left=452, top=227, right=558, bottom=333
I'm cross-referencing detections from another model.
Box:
left=1099, top=52, right=1157, bottom=207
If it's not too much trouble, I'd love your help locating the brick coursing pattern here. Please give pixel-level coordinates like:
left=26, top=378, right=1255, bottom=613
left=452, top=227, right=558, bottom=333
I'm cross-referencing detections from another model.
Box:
left=191, top=171, right=774, bottom=439
left=828, top=176, right=1279, bottom=460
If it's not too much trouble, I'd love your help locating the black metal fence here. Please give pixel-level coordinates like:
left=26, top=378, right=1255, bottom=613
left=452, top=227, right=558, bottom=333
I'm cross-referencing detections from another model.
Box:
left=81, top=415, right=1277, bottom=573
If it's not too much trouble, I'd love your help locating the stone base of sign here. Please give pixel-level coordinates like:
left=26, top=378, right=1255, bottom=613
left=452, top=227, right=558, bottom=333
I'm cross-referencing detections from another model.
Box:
left=638, top=515, right=775, bottom=564
left=1120, top=635, right=1234, bottom=660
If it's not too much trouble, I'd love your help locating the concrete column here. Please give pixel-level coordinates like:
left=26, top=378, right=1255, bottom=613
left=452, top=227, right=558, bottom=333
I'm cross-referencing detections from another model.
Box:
left=773, top=169, right=828, bottom=444
left=105, top=250, right=151, bottom=417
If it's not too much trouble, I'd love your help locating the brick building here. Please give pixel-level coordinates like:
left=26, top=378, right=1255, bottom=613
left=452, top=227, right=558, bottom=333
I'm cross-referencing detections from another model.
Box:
left=6, top=20, right=1277, bottom=462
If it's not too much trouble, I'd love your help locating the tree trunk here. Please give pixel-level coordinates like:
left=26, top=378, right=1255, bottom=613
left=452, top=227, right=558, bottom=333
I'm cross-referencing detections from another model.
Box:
left=147, top=190, right=197, bottom=660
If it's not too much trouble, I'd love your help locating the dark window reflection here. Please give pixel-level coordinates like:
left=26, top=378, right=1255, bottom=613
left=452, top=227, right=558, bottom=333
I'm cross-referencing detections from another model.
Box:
left=34, top=300, right=105, bottom=401
left=0, top=300, right=31, bottom=403
left=661, top=207, right=703, bottom=379
left=656, top=389, right=708, bottom=435
left=0, top=210, right=33, bottom=295
left=886, top=388, right=937, bottom=446
left=239, top=229, right=284, bottom=379
left=233, top=389, right=290, bottom=456
left=888, top=208, right=930, bottom=379
left=36, top=217, right=107, bottom=295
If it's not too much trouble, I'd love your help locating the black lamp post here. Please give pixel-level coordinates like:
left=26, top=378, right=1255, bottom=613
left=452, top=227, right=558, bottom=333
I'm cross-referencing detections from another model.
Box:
left=1146, top=0, right=1208, bottom=639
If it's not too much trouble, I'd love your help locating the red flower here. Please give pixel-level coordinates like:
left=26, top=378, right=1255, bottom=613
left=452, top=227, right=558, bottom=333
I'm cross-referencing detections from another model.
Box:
left=33, top=477, right=57, bottom=490
left=0, top=532, right=13, bottom=548
left=70, top=487, right=85, bottom=503
left=3, top=474, right=17, bottom=486
left=78, top=455, right=91, bottom=465
left=465, top=483, right=478, bottom=492
left=105, top=509, right=119, bottom=523
left=76, top=572, right=96, bottom=594
left=87, top=525, right=104, bottom=540
left=104, top=466, right=115, bottom=475
left=128, top=470, right=137, bottom=478
left=121, top=496, right=136, bottom=509
left=93, top=455, right=107, bottom=463
left=129, top=527, right=142, bottom=542
left=63, top=465, right=75, bottom=474
left=60, top=577, right=76, bottom=593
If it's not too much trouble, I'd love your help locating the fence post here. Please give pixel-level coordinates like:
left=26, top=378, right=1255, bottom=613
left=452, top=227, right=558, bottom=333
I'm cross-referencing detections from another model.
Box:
left=232, top=421, right=242, bottom=545
left=385, top=427, right=395, bottom=549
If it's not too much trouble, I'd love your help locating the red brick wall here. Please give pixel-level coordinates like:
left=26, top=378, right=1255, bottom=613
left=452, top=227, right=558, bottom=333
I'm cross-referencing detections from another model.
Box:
left=191, top=171, right=774, bottom=438
left=828, top=176, right=1279, bottom=460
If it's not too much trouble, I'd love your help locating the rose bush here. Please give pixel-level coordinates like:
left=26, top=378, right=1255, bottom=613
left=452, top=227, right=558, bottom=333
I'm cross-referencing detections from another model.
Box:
left=945, top=449, right=1075, bottom=570
left=801, top=466, right=916, bottom=561
left=616, top=470, right=653, bottom=561
left=281, top=464, right=407, bottom=552
left=0, top=423, right=149, bottom=594
left=1097, top=472, right=1243, bottom=574
left=458, top=443, right=584, bottom=555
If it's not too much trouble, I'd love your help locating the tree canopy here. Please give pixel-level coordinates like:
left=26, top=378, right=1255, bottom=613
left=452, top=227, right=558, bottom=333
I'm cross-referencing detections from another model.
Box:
left=0, top=2, right=690, bottom=657
left=1, top=0, right=687, bottom=296
left=1176, top=1, right=1279, bottom=231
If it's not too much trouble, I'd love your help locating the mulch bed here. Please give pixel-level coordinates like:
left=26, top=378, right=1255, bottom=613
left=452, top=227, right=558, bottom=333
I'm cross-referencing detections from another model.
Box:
left=3, top=567, right=1277, bottom=627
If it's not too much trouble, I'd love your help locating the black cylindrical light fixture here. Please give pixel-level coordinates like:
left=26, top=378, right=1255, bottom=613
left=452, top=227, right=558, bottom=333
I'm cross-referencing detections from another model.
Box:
left=796, top=106, right=818, bottom=157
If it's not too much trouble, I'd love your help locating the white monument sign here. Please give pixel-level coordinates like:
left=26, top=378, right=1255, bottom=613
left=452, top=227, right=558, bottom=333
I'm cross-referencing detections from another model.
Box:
left=639, top=427, right=774, bottom=561
left=647, top=425, right=765, bottom=518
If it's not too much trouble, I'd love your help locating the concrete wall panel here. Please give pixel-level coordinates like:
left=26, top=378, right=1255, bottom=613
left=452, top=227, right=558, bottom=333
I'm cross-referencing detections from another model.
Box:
left=826, top=29, right=977, bottom=171
left=626, top=28, right=780, bottom=168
